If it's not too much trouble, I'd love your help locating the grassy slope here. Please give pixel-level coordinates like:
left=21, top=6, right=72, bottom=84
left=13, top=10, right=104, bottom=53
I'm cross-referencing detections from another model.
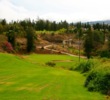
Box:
left=0, top=53, right=105, bottom=100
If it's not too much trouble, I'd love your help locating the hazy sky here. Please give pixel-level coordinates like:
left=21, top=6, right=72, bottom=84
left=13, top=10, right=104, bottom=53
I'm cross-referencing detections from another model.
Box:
left=0, top=0, right=110, bottom=22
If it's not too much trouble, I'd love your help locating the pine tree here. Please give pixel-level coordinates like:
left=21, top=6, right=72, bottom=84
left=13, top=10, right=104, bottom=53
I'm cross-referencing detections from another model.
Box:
left=84, top=29, right=93, bottom=59
left=26, top=27, right=36, bottom=52
left=6, top=26, right=16, bottom=49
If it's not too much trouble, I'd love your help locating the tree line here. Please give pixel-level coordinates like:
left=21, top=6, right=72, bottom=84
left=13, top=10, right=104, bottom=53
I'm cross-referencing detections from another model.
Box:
left=0, top=18, right=110, bottom=58
left=1, top=18, right=110, bottom=33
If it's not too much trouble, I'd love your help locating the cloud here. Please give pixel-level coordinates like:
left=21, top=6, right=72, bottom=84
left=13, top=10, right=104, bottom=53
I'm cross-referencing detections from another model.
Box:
left=0, top=0, right=38, bottom=22
left=0, top=0, right=110, bottom=22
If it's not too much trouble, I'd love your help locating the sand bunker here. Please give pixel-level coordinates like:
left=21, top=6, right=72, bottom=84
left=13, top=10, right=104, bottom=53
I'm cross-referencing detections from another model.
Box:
left=52, top=60, right=73, bottom=62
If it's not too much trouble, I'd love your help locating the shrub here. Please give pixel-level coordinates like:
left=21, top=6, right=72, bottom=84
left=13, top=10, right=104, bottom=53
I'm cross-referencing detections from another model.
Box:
left=51, top=32, right=55, bottom=36
left=75, top=60, right=94, bottom=73
left=46, top=62, right=56, bottom=67
left=3, top=42, right=13, bottom=53
left=84, top=71, right=97, bottom=88
left=100, top=50, right=110, bottom=58
left=69, top=67, right=74, bottom=71
left=85, top=69, right=110, bottom=94
left=57, top=28, right=67, bottom=34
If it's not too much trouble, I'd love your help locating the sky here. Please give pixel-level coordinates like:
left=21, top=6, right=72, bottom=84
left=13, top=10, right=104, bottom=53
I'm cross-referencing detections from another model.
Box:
left=0, top=0, right=110, bottom=22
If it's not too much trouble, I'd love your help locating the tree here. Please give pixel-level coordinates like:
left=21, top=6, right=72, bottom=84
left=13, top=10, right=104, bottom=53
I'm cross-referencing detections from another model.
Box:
left=51, top=21, right=57, bottom=31
left=0, top=19, right=7, bottom=26
left=108, top=33, right=110, bottom=51
left=92, top=30, right=105, bottom=48
left=26, top=27, right=36, bottom=52
left=84, top=30, right=93, bottom=59
left=6, top=26, right=16, bottom=49
left=0, top=24, right=3, bottom=34
left=36, top=19, right=45, bottom=30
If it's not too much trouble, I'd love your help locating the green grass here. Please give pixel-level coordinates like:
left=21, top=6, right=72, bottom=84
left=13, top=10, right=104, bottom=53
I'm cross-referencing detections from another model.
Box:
left=36, top=31, right=58, bottom=35
left=24, top=54, right=85, bottom=69
left=0, top=53, right=105, bottom=100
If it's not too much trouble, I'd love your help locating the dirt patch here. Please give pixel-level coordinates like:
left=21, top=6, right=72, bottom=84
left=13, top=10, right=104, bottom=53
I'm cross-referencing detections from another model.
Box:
left=0, top=75, right=15, bottom=81
left=16, top=87, right=27, bottom=91
left=52, top=60, right=74, bottom=62
left=16, top=86, right=35, bottom=91
left=16, top=83, right=50, bottom=92
left=106, top=96, right=110, bottom=100
left=0, top=81, right=15, bottom=86
left=35, top=84, right=50, bottom=92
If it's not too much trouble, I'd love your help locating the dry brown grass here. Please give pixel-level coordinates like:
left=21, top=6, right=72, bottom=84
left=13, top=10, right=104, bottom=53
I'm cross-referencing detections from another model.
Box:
left=0, top=81, right=15, bottom=86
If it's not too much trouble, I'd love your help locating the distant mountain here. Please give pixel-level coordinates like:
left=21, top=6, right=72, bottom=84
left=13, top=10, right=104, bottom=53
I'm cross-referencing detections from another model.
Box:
left=87, top=20, right=110, bottom=25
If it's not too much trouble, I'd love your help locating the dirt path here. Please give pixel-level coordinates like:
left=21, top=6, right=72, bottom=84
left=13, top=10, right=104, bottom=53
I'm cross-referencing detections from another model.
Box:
left=43, top=44, right=86, bottom=58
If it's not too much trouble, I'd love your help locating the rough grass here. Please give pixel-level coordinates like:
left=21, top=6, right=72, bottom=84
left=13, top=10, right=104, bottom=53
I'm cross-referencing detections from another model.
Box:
left=73, top=57, right=110, bottom=95
left=0, top=53, right=105, bottom=100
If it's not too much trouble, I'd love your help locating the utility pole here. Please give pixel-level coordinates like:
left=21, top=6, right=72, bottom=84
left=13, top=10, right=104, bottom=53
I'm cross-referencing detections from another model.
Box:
left=78, top=31, right=80, bottom=62
left=77, top=22, right=81, bottom=62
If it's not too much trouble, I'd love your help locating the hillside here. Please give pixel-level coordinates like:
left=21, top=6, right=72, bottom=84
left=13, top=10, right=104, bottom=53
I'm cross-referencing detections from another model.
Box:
left=0, top=53, right=105, bottom=100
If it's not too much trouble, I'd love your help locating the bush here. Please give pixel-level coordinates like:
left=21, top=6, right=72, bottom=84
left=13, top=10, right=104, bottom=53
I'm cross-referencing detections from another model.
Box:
left=74, top=58, right=110, bottom=95
left=69, top=67, right=74, bottom=71
left=100, top=50, right=110, bottom=58
left=84, top=71, right=97, bottom=88
left=85, top=70, right=110, bottom=94
left=46, top=62, right=56, bottom=67
left=75, top=60, right=94, bottom=73
left=3, top=42, right=13, bottom=53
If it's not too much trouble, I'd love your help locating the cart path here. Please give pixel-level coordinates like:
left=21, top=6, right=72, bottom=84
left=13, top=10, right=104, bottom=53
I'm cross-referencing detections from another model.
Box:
left=43, top=44, right=86, bottom=58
